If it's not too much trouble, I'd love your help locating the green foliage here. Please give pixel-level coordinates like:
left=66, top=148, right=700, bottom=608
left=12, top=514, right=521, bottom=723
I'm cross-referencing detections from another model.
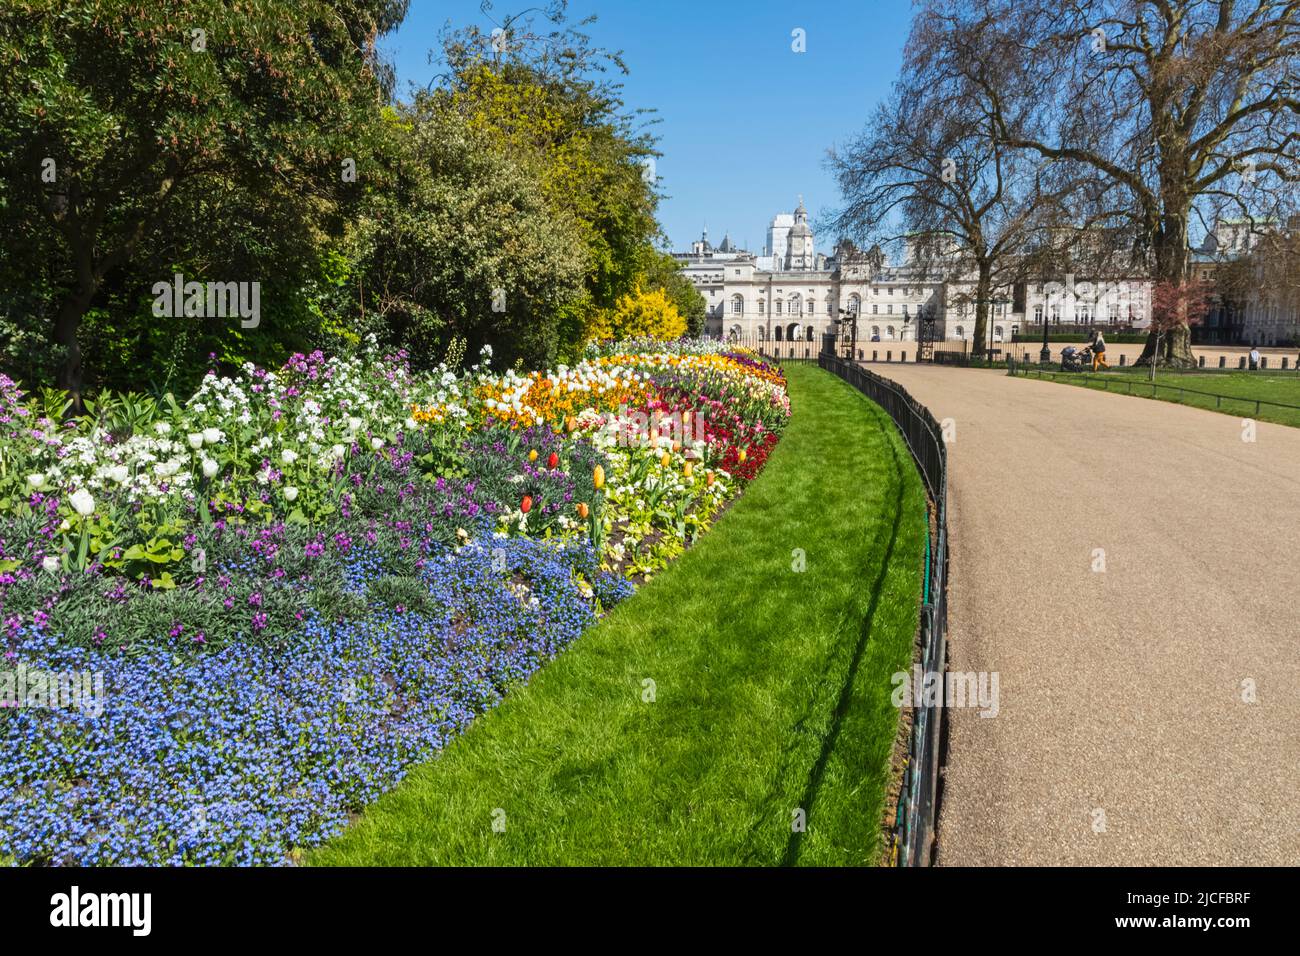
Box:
left=587, top=285, right=687, bottom=343
left=0, top=2, right=668, bottom=393
left=0, top=0, right=396, bottom=393
left=339, top=103, right=590, bottom=370
left=639, top=249, right=707, bottom=336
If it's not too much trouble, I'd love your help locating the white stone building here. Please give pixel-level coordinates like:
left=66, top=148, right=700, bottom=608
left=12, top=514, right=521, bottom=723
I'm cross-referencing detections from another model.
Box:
left=1196, top=218, right=1300, bottom=347
left=676, top=198, right=1154, bottom=346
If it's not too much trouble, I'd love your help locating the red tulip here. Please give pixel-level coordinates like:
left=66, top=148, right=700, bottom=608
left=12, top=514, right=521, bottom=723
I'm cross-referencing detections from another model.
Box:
left=521, top=495, right=533, bottom=514
left=547, top=452, right=558, bottom=469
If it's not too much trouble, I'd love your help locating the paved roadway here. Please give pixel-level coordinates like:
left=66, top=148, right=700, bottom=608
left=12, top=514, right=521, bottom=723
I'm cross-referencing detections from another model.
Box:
left=870, top=363, right=1300, bottom=865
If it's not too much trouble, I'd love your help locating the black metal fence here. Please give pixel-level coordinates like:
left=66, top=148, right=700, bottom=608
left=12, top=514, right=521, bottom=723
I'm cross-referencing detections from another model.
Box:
left=817, top=351, right=949, bottom=867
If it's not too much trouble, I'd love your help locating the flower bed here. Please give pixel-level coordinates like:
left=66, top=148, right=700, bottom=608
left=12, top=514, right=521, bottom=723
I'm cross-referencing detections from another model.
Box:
left=0, top=338, right=789, bottom=864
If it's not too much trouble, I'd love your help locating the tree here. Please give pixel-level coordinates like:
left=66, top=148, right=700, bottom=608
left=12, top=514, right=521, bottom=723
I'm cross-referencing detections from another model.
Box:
left=638, top=249, right=707, bottom=337
left=431, top=4, right=662, bottom=345
left=936, top=0, right=1299, bottom=366
left=1148, top=279, right=1212, bottom=377
left=343, top=104, right=589, bottom=369
left=828, top=12, right=1080, bottom=358
left=587, top=285, right=686, bottom=343
left=0, top=0, right=398, bottom=402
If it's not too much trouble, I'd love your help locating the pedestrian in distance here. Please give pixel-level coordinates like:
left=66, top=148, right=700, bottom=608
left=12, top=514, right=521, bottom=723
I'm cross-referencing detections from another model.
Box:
left=1091, top=330, right=1110, bottom=371
left=1249, top=345, right=1261, bottom=371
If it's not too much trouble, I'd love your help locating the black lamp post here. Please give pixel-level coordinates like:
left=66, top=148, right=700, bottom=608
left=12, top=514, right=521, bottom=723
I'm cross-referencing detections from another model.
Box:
left=1039, top=304, right=1051, bottom=364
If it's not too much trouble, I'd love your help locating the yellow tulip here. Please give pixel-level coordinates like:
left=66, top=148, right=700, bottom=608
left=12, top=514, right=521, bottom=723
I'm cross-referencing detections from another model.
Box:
left=593, top=465, right=605, bottom=490
left=737, top=449, right=747, bottom=464
left=660, top=452, right=671, bottom=467
left=528, top=449, right=538, bottom=463
left=683, top=461, right=693, bottom=478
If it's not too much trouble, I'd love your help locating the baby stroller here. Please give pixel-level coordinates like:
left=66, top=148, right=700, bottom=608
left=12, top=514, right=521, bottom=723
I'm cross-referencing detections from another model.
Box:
left=1060, top=344, right=1094, bottom=372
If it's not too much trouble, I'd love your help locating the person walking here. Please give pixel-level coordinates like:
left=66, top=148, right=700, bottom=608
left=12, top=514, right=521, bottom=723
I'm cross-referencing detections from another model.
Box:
left=1249, top=345, right=1261, bottom=371
left=1091, top=330, right=1110, bottom=371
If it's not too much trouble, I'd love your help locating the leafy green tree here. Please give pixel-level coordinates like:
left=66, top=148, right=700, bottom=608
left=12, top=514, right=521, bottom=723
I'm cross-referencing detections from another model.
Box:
left=341, top=103, right=589, bottom=369
left=432, top=5, right=662, bottom=347
left=0, top=0, right=398, bottom=401
left=587, top=284, right=687, bottom=343
left=638, top=249, right=706, bottom=337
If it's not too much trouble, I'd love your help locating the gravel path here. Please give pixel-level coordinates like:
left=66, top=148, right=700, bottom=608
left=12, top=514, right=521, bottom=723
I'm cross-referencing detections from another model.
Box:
left=870, top=364, right=1300, bottom=865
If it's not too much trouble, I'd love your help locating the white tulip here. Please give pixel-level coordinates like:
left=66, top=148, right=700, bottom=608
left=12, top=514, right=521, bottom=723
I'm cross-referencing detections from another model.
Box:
left=284, top=486, right=299, bottom=502
left=370, top=437, right=384, bottom=451
left=108, top=465, right=129, bottom=483
left=202, top=427, right=222, bottom=445
left=26, top=473, right=44, bottom=487
left=154, top=422, right=172, bottom=436
left=42, top=555, right=59, bottom=573
left=405, top=418, right=418, bottom=430
left=348, top=417, right=363, bottom=431
left=187, top=432, right=205, bottom=450
left=69, top=489, right=95, bottom=516
left=280, top=449, right=298, bottom=465
left=201, top=458, right=219, bottom=478
left=331, top=444, right=345, bottom=460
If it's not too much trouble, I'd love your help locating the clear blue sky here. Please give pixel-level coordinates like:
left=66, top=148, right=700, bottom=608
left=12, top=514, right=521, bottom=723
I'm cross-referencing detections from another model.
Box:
left=379, top=0, right=916, bottom=254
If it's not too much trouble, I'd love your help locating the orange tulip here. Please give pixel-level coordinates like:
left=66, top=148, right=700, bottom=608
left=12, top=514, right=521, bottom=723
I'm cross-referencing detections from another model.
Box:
left=577, top=502, right=589, bottom=520
left=706, top=470, right=715, bottom=487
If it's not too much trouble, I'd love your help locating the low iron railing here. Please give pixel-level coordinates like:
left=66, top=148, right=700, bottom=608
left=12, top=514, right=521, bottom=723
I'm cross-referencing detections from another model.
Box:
left=818, top=350, right=949, bottom=867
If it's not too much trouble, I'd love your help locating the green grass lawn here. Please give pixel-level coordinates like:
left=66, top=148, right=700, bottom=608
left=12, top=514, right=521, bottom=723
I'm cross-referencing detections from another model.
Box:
left=1014, top=366, right=1300, bottom=428
left=307, top=363, right=928, bottom=866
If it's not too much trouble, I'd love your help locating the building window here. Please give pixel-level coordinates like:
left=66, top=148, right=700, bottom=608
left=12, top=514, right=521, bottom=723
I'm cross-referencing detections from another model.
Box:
left=955, top=325, right=965, bottom=339
left=758, top=300, right=765, bottom=315
left=807, top=300, right=814, bottom=314
left=886, top=325, right=896, bottom=339
left=1034, top=306, right=1044, bottom=324
left=775, top=300, right=783, bottom=315
left=887, top=304, right=893, bottom=314
left=873, top=304, right=879, bottom=314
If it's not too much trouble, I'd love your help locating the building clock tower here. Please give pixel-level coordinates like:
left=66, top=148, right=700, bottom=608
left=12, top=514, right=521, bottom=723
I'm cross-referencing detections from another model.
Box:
left=785, top=196, right=813, bottom=270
